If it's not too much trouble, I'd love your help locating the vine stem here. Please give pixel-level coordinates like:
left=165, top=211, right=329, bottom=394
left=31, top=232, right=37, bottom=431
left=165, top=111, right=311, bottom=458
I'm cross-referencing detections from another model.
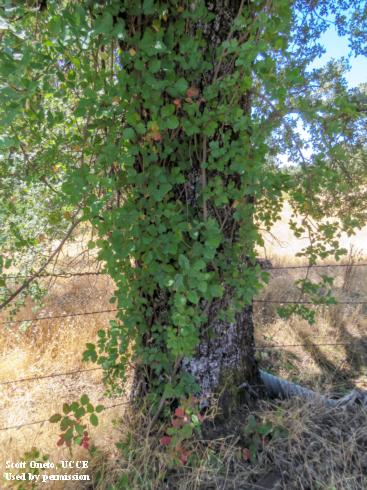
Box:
left=212, top=0, right=245, bottom=83
left=201, top=136, right=208, bottom=220
left=146, top=356, right=182, bottom=435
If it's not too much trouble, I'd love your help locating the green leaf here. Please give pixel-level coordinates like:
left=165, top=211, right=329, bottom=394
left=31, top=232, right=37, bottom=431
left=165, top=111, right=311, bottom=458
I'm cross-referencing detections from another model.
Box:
left=75, top=424, right=84, bottom=436
left=63, top=403, right=71, bottom=415
left=74, top=435, right=83, bottom=445
left=95, top=405, right=105, bottom=413
left=257, top=422, right=273, bottom=436
left=75, top=407, right=86, bottom=419
left=209, top=284, right=223, bottom=298
left=94, top=12, right=113, bottom=35
left=64, top=428, right=74, bottom=442
left=170, top=78, right=188, bottom=96
left=80, top=394, right=89, bottom=405
left=90, top=413, right=99, bottom=427
left=166, top=116, right=179, bottom=129
left=161, top=104, right=175, bottom=118
left=123, top=127, right=135, bottom=140
left=70, top=402, right=79, bottom=412
left=148, top=59, right=161, bottom=73
left=178, top=254, right=189, bottom=269
left=49, top=414, right=62, bottom=423
left=87, top=403, right=94, bottom=413
left=187, top=291, right=199, bottom=304
left=143, top=0, right=155, bottom=14
left=60, top=417, right=71, bottom=431
left=193, top=259, right=206, bottom=271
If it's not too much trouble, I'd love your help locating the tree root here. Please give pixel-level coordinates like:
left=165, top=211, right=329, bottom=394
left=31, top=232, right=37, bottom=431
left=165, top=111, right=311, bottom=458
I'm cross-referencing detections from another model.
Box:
left=259, top=370, right=367, bottom=407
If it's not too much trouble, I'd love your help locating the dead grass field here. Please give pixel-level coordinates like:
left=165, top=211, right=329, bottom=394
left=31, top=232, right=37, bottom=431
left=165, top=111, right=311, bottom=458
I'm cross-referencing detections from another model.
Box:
left=0, top=236, right=125, bottom=489
left=255, top=201, right=367, bottom=397
left=1, top=206, right=367, bottom=489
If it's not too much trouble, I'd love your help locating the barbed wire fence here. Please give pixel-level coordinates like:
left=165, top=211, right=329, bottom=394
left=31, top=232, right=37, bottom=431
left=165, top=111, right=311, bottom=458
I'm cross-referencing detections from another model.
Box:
left=2, top=261, right=367, bottom=280
left=0, top=401, right=132, bottom=432
left=1, top=261, right=367, bottom=432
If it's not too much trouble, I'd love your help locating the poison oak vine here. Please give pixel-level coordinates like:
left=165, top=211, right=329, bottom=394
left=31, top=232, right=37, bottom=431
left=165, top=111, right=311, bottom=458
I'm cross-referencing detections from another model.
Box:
left=0, top=0, right=366, bottom=413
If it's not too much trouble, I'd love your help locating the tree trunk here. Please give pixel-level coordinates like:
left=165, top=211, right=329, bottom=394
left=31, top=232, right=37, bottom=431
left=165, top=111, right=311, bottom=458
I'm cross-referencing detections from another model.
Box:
left=183, top=302, right=260, bottom=411
left=180, top=1, right=262, bottom=409
left=114, top=0, right=263, bottom=410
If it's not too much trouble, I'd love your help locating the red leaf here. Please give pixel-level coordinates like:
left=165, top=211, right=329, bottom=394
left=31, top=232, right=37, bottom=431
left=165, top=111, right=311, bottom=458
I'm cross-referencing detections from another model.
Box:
left=56, top=437, right=64, bottom=447
left=178, top=448, right=190, bottom=465
left=190, top=396, right=199, bottom=406
left=82, top=440, right=90, bottom=449
left=173, top=99, right=181, bottom=108
left=172, top=417, right=184, bottom=428
left=242, top=448, right=251, bottom=461
left=151, top=131, right=162, bottom=142
left=175, top=407, right=185, bottom=418
left=186, top=86, right=199, bottom=98
left=160, top=436, right=172, bottom=446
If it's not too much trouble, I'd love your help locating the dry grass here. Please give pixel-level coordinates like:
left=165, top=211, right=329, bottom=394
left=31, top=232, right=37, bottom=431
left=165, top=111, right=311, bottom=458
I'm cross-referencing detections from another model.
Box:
left=253, top=250, right=367, bottom=395
left=0, top=236, right=127, bottom=489
left=254, top=399, right=367, bottom=490
left=89, top=398, right=367, bottom=490
left=93, top=243, right=367, bottom=489
left=176, top=399, right=367, bottom=490
left=2, top=207, right=367, bottom=489
left=258, top=201, right=367, bottom=261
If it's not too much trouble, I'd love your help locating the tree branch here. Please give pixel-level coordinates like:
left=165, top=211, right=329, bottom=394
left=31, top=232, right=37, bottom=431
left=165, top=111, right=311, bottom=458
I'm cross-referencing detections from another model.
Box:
left=0, top=211, right=82, bottom=311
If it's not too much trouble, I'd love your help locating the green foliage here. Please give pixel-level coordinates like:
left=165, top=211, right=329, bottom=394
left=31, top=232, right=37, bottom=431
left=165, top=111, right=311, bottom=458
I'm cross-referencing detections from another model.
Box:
left=49, top=395, right=104, bottom=452
left=0, top=0, right=366, bottom=407
left=159, top=396, right=204, bottom=466
left=278, top=275, right=337, bottom=323
left=242, top=413, right=288, bottom=461
left=9, top=448, right=49, bottom=490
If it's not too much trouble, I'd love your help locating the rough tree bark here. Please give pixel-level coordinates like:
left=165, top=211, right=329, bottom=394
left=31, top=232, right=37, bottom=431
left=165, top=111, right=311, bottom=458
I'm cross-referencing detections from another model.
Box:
left=180, top=1, right=262, bottom=409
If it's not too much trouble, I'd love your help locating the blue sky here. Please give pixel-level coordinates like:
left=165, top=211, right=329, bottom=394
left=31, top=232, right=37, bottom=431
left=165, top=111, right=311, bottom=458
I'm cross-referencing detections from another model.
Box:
left=278, top=25, right=366, bottom=166
left=313, top=26, right=367, bottom=87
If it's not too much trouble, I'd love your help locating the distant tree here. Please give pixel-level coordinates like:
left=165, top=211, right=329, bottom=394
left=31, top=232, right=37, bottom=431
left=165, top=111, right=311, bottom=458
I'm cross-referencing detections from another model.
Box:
left=0, top=1, right=366, bottom=414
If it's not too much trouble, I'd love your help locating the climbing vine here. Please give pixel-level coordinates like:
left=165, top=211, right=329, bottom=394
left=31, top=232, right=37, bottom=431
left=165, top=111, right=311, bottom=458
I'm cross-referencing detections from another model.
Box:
left=0, top=0, right=366, bottom=409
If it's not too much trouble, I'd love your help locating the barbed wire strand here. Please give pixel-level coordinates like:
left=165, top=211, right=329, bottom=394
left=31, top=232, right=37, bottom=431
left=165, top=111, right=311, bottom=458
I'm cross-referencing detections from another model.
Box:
left=256, top=342, right=352, bottom=350
left=0, top=267, right=365, bottom=430
left=1, top=308, right=118, bottom=324
left=1, top=339, right=359, bottom=386
left=253, top=299, right=367, bottom=305
left=265, top=263, right=367, bottom=271
left=4, top=271, right=104, bottom=279
left=0, top=335, right=362, bottom=431
left=1, top=298, right=366, bottom=326
left=2, top=261, right=367, bottom=280
left=0, top=367, right=103, bottom=386
left=0, top=339, right=364, bottom=430
left=0, top=401, right=132, bottom=432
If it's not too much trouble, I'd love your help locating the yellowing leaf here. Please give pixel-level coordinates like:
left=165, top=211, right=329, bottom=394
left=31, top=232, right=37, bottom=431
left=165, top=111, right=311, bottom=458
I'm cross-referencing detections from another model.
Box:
left=152, top=19, right=160, bottom=32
